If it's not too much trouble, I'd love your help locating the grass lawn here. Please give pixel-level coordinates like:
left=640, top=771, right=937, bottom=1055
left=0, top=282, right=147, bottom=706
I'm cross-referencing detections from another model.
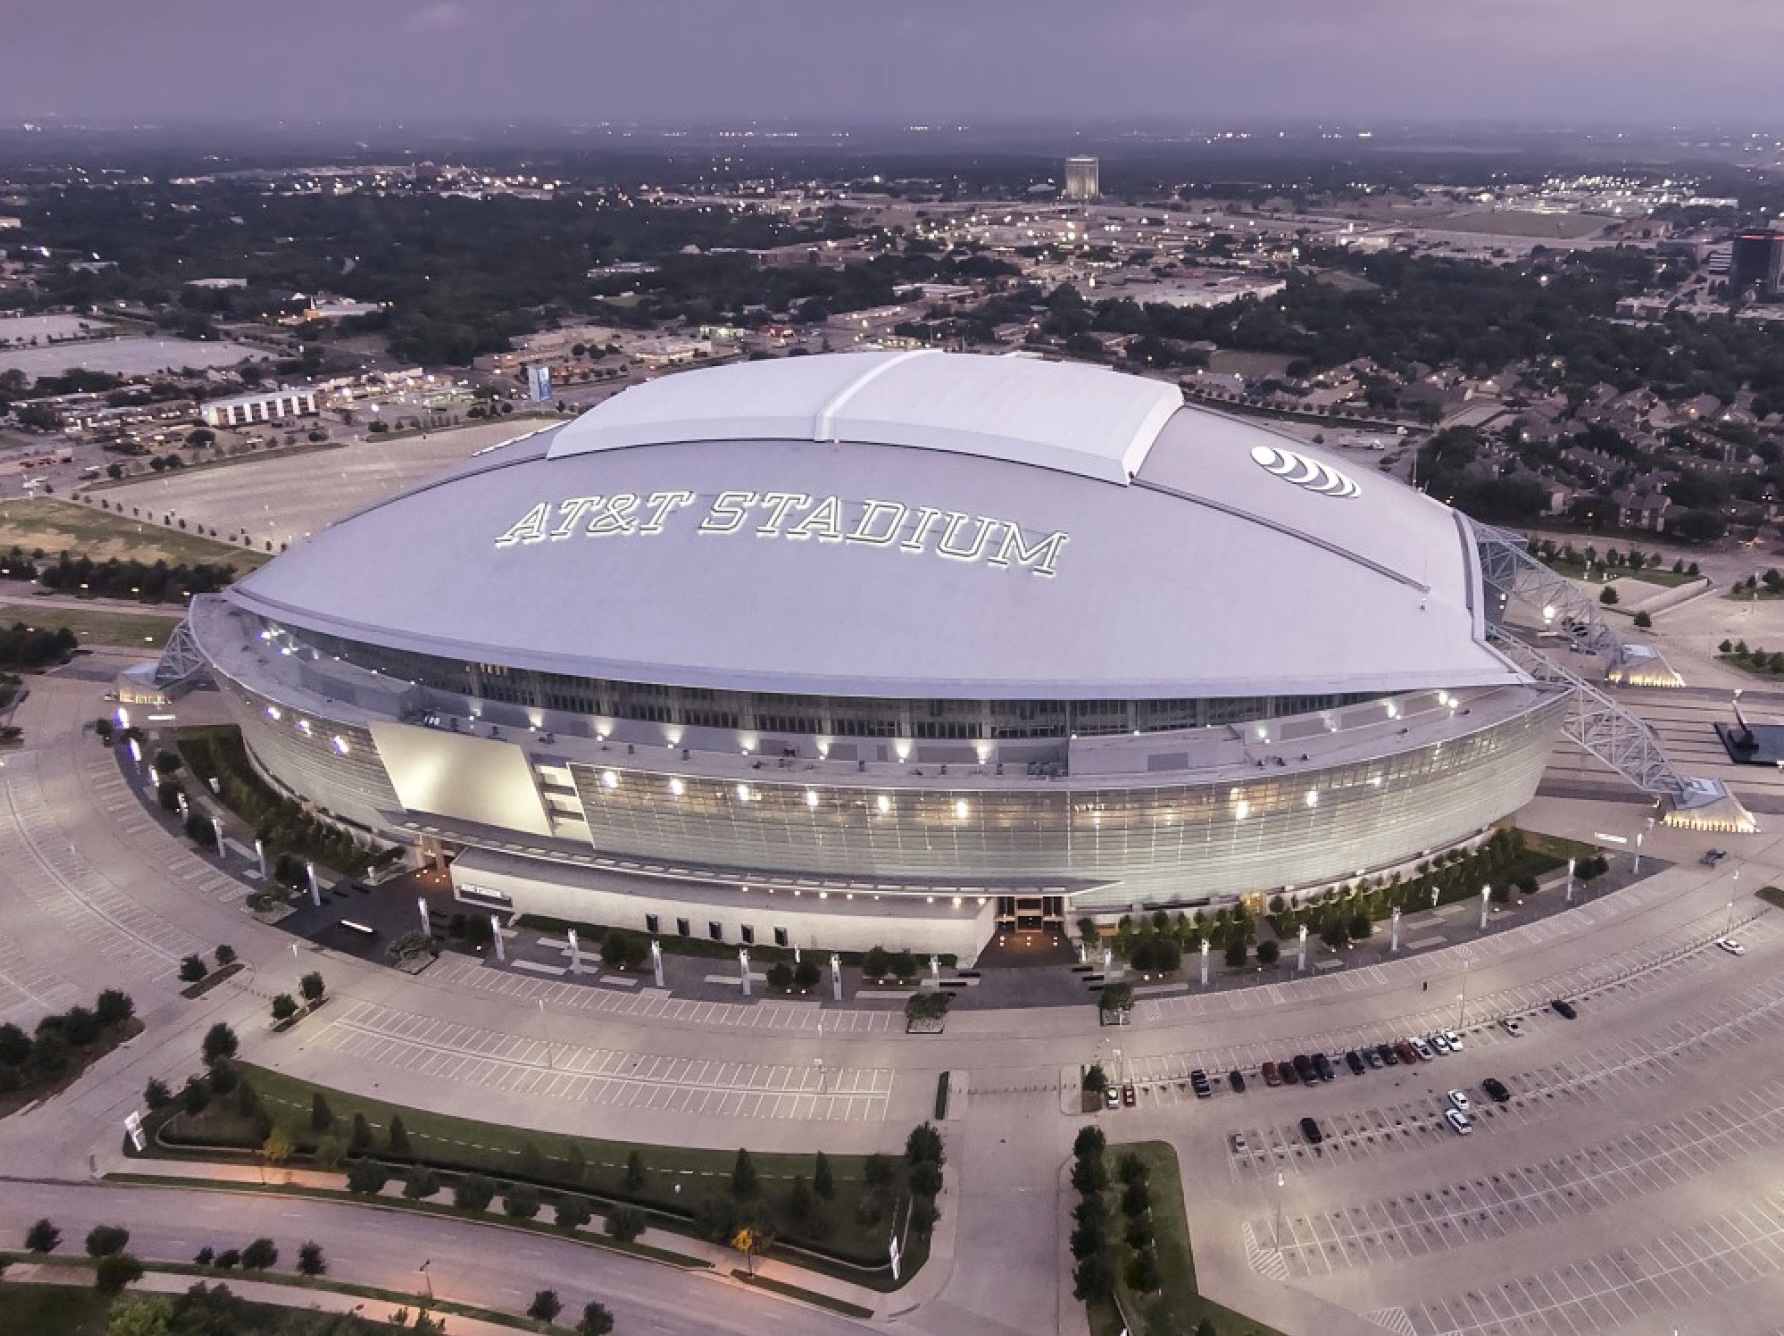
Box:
left=0, top=601, right=179, bottom=650
left=0, top=1283, right=113, bottom=1336
left=0, top=496, right=268, bottom=570
left=1758, top=886, right=1784, bottom=912
left=1542, top=557, right=1695, bottom=589
left=1089, top=1141, right=1283, bottom=1336
left=156, top=1063, right=921, bottom=1274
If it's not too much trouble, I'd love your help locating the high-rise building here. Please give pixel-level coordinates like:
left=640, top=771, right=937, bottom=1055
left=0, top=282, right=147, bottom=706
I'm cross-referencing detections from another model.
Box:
left=1064, top=156, right=1100, bottom=202
left=1731, top=228, right=1784, bottom=298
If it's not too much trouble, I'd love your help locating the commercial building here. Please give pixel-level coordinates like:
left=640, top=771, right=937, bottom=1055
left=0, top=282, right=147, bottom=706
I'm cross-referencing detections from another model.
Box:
left=1731, top=229, right=1784, bottom=298
left=186, top=351, right=1568, bottom=959
left=1064, top=156, right=1100, bottom=202
left=201, top=387, right=319, bottom=429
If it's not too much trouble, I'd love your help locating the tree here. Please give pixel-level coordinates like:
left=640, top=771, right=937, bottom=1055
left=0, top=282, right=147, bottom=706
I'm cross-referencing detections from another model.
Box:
left=271, top=994, right=298, bottom=1022
left=143, top=1077, right=172, bottom=1111
left=793, top=959, right=821, bottom=991
left=624, top=1149, right=646, bottom=1192
left=106, top=1296, right=174, bottom=1336
left=193, top=1247, right=214, bottom=1267
left=261, top=1126, right=295, bottom=1171
left=862, top=945, right=890, bottom=979
left=387, top=1115, right=412, bottom=1158
left=906, top=1122, right=945, bottom=1167
left=94, top=1254, right=145, bottom=1295
left=909, top=1160, right=943, bottom=1197
left=1225, top=938, right=1249, bottom=967
left=455, top=1173, right=496, bottom=1211
left=528, top=1291, right=563, bottom=1323
left=555, top=1195, right=593, bottom=1229
left=1073, top=1126, right=1107, bottom=1160
left=86, top=1224, right=130, bottom=1257
left=1599, top=585, right=1619, bottom=606
left=240, top=1237, right=278, bottom=1270
left=908, top=1196, right=939, bottom=1235
left=731, top=1147, right=759, bottom=1199
left=1634, top=610, right=1653, bottom=629
left=605, top=1204, right=646, bottom=1242
left=178, top=956, right=208, bottom=984
left=300, top=972, right=325, bottom=1004
left=310, top=1091, right=334, bottom=1133
left=1073, top=1251, right=1116, bottom=1301
left=25, top=1218, right=60, bottom=1252
left=503, top=1183, right=542, bottom=1219
left=349, top=1112, right=374, bottom=1155
left=314, top=1136, right=347, bottom=1170
left=600, top=928, right=646, bottom=970
left=201, top=1022, right=238, bottom=1067
left=297, top=1241, right=326, bottom=1276
left=345, top=1160, right=388, bottom=1195
left=1098, top=982, right=1134, bottom=1018
left=404, top=1166, right=441, bottom=1200
left=765, top=962, right=794, bottom=992
left=0, top=1022, right=28, bottom=1067
left=180, top=1075, right=211, bottom=1116
left=213, top=944, right=236, bottom=967
left=1256, top=938, right=1281, bottom=966
left=577, top=1301, right=615, bottom=1336
left=96, top=989, right=135, bottom=1026
left=787, top=1175, right=812, bottom=1221
left=863, top=1153, right=894, bottom=1188
left=812, top=1150, right=835, bottom=1201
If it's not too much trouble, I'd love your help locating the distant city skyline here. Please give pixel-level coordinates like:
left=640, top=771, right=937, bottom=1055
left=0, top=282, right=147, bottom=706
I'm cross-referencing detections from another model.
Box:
left=8, top=0, right=1784, bottom=130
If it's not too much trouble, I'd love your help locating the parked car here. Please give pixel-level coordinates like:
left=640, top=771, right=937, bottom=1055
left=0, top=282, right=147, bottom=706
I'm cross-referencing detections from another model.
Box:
left=1231, top=1132, right=1248, bottom=1154
left=1550, top=998, right=1578, bottom=1020
left=1444, top=1108, right=1473, bottom=1136
left=1717, top=938, right=1747, bottom=956
left=1364, top=1047, right=1384, bottom=1069
left=1410, top=1036, right=1436, bottom=1061
left=1447, top=1089, right=1471, bottom=1113
left=1121, top=1083, right=1136, bottom=1107
left=1701, top=849, right=1728, bottom=867
left=1376, top=1042, right=1399, bottom=1067
left=1345, top=1050, right=1366, bottom=1075
left=1391, top=1041, right=1416, bottom=1065
left=1228, top=1069, right=1246, bottom=1093
left=1190, top=1069, right=1212, bottom=1099
left=1280, top=1058, right=1301, bottom=1085
left=1299, top=1116, right=1324, bottom=1145
left=1262, top=1062, right=1282, bottom=1087
left=1104, top=1085, right=1120, bottom=1109
left=1428, top=1032, right=1452, bottom=1055
left=1441, top=1029, right=1463, bottom=1051
left=1292, top=1054, right=1316, bottom=1084
left=1482, top=1077, right=1511, bottom=1104
left=1312, top=1053, right=1335, bottom=1083
left=1500, top=1017, right=1525, bottom=1037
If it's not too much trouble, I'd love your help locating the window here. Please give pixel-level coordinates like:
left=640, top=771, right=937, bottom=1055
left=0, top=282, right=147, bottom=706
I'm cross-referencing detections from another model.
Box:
left=773, top=927, right=789, bottom=948
left=676, top=917, right=690, bottom=938
left=740, top=925, right=754, bottom=945
left=708, top=921, right=723, bottom=942
left=645, top=913, right=659, bottom=935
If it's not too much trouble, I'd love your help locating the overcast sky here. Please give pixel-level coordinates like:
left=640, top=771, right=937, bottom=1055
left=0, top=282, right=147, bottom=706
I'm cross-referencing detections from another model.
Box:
left=7, top=0, right=1784, bottom=129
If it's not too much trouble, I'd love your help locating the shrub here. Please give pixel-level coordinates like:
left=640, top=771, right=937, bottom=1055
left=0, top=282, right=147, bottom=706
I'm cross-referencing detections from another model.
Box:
left=862, top=945, right=890, bottom=978
left=178, top=955, right=208, bottom=984
left=1224, top=938, right=1248, bottom=967
left=85, top=1224, right=130, bottom=1257
left=731, top=1148, right=758, bottom=1200
left=455, top=1173, right=496, bottom=1211
left=214, top=945, right=236, bottom=967
left=300, top=972, right=325, bottom=1004
left=765, top=962, right=794, bottom=992
left=813, top=1151, right=835, bottom=1201
left=624, top=1149, right=646, bottom=1192
left=554, top=1195, right=592, bottom=1229
left=241, top=1237, right=278, bottom=1271
left=201, top=1022, right=238, bottom=1066
left=95, top=989, right=135, bottom=1026
left=1256, top=938, right=1281, bottom=966
left=528, top=1291, right=563, bottom=1323
left=906, top=1122, right=945, bottom=1166
left=94, top=1254, right=144, bottom=1295
left=863, top=1153, right=894, bottom=1188
left=387, top=1115, right=411, bottom=1158
left=889, top=950, right=919, bottom=981
left=605, top=1204, right=646, bottom=1243
left=271, top=994, right=298, bottom=1022
left=143, top=1077, right=172, bottom=1111
left=214, top=1249, right=240, bottom=1270
left=907, top=1196, right=939, bottom=1235
left=310, top=1092, right=333, bottom=1133
left=348, top=1112, right=373, bottom=1155
left=793, top=959, right=821, bottom=991
left=600, top=928, right=647, bottom=970
left=25, top=1218, right=60, bottom=1252
left=1634, top=610, right=1652, bottom=629
left=297, top=1241, right=326, bottom=1276
left=194, top=1247, right=214, bottom=1266
left=503, top=1184, right=542, bottom=1219
left=180, top=1075, right=211, bottom=1116
left=345, top=1160, right=388, bottom=1196
left=1073, top=1126, right=1107, bottom=1160
left=909, top=1160, right=943, bottom=1197
left=578, top=1302, right=614, bottom=1336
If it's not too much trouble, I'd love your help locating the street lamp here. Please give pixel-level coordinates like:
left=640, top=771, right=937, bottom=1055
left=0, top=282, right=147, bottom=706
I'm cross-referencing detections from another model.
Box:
left=419, top=1259, right=433, bottom=1304
left=1274, top=1171, right=1286, bottom=1249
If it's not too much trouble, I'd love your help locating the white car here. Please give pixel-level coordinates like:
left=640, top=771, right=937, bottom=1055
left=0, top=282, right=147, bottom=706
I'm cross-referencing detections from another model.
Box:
left=1429, top=1032, right=1452, bottom=1054
left=1500, top=1017, right=1525, bottom=1037
left=1410, top=1036, right=1436, bottom=1060
left=1717, top=938, right=1747, bottom=957
left=1442, top=1029, right=1463, bottom=1051
left=1445, top=1108, right=1474, bottom=1136
left=1447, top=1089, right=1471, bottom=1113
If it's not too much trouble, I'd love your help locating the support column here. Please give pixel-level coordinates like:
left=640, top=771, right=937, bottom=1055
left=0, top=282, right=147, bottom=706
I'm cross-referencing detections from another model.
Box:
left=416, top=896, right=431, bottom=941
left=306, top=861, right=320, bottom=908
left=739, top=947, right=751, bottom=998
left=830, top=953, right=843, bottom=1001
left=1390, top=906, right=1401, bottom=952
left=650, top=938, right=664, bottom=988
left=567, top=927, right=582, bottom=975
left=1479, top=884, right=1491, bottom=932
left=491, top=915, right=506, bottom=963
left=1297, top=923, right=1308, bottom=972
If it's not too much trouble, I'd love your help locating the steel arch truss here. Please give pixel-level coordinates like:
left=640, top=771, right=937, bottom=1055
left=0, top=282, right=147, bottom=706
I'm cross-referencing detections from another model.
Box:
left=153, top=615, right=208, bottom=690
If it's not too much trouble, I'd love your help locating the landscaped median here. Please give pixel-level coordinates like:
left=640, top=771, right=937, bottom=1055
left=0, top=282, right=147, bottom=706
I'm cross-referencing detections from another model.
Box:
left=131, top=1055, right=941, bottom=1293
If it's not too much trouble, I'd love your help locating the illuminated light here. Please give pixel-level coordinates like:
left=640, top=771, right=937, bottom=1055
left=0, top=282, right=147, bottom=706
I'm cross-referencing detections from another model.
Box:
left=601, top=770, right=619, bottom=789
left=819, top=891, right=828, bottom=899
left=296, top=719, right=312, bottom=737
left=805, top=790, right=820, bottom=809
left=735, top=783, right=751, bottom=803
left=1305, top=789, right=1319, bottom=808
left=265, top=705, right=282, bottom=721
left=876, top=795, right=891, bottom=815
left=926, top=895, right=935, bottom=904
left=1370, top=775, right=1383, bottom=788
left=1256, top=725, right=1269, bottom=740
left=1235, top=800, right=1251, bottom=821
left=894, top=738, right=913, bottom=763
left=331, top=735, right=350, bottom=756
left=669, top=777, right=685, bottom=797
left=954, top=800, right=970, bottom=821
left=115, top=708, right=130, bottom=729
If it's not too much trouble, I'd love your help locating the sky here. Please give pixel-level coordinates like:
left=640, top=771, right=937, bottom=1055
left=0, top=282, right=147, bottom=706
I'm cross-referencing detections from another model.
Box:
left=6, top=0, right=1784, bottom=130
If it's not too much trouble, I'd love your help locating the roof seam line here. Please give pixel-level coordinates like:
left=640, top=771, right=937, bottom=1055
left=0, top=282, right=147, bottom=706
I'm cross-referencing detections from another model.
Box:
left=811, top=348, right=937, bottom=441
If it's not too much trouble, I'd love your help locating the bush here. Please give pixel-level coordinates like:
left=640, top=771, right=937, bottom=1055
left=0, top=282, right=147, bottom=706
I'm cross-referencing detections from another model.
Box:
left=605, top=1204, right=646, bottom=1242
left=907, top=1195, right=940, bottom=1235
left=503, top=1183, right=542, bottom=1219
left=624, top=1149, right=646, bottom=1192
left=578, top=1302, right=615, bottom=1336
left=300, top=972, right=325, bottom=1004
left=1634, top=610, right=1653, bottom=629
left=906, top=1122, right=945, bottom=1167
left=345, top=1160, right=388, bottom=1196
left=863, top=1153, right=894, bottom=1188
left=194, top=1247, right=214, bottom=1266
left=85, top=1224, right=130, bottom=1257
left=95, top=989, right=135, bottom=1026
left=889, top=950, right=919, bottom=981
left=297, top=1241, right=326, bottom=1276
left=25, top=1218, right=60, bottom=1252
left=271, top=994, right=298, bottom=1022
left=178, top=955, right=208, bottom=984
left=180, top=1075, right=211, bottom=1116
left=403, top=1166, right=441, bottom=1200
left=94, top=1254, right=144, bottom=1295
left=1073, top=1126, right=1106, bottom=1160
left=765, top=962, right=794, bottom=992
left=528, top=1291, right=563, bottom=1323
left=387, top=1115, right=412, bottom=1158
left=909, top=1160, right=943, bottom=1197
left=793, top=959, right=821, bottom=991
left=1256, top=938, right=1281, bottom=966
left=241, top=1237, right=278, bottom=1270
left=555, top=1195, right=593, bottom=1229
left=455, top=1173, right=496, bottom=1211
left=731, top=1148, right=758, bottom=1199
left=201, top=1022, right=238, bottom=1066
left=214, top=1249, right=240, bottom=1270
left=862, top=945, right=890, bottom=978
left=1224, top=939, right=1248, bottom=967
left=1600, top=585, right=1619, bottom=605
left=813, top=1150, right=835, bottom=1201
left=349, top=1112, right=373, bottom=1155
left=214, top=945, right=236, bottom=967
left=143, top=1077, right=172, bottom=1110
left=600, top=928, right=647, bottom=970
left=310, top=1092, right=333, bottom=1132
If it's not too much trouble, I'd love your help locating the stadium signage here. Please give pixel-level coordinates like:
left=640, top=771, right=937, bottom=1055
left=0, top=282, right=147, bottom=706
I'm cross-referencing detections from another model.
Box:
left=494, top=490, right=1069, bottom=578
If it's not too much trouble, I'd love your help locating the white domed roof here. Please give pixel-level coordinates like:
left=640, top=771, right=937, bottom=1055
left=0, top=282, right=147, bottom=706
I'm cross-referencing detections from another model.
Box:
left=227, top=351, right=1520, bottom=700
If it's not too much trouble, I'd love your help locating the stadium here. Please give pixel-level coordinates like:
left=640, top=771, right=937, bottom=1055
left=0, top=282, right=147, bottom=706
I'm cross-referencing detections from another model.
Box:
left=183, top=350, right=1574, bottom=960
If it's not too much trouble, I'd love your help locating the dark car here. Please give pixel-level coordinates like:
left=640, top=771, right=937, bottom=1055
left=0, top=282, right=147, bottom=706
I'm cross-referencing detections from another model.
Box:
left=1228, top=1069, right=1246, bottom=1094
left=1345, top=1050, right=1366, bottom=1076
left=1312, top=1053, right=1335, bottom=1083
left=1190, top=1069, right=1212, bottom=1099
left=1299, top=1116, right=1324, bottom=1145
left=1261, top=1062, right=1282, bottom=1087
left=1393, top=1040, right=1419, bottom=1065
left=1280, top=1058, right=1301, bottom=1086
left=1292, top=1054, right=1316, bottom=1083
left=1551, top=998, right=1578, bottom=1020
left=1482, top=1077, right=1511, bottom=1104
left=1376, top=1042, right=1400, bottom=1067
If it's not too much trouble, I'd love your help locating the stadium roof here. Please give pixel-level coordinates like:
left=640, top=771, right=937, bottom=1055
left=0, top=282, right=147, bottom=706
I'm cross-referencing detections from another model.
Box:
left=547, top=349, right=1182, bottom=486
left=228, top=352, right=1527, bottom=701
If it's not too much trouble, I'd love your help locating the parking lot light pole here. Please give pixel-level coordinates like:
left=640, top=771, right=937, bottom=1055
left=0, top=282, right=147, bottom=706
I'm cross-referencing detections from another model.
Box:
left=1478, top=884, right=1490, bottom=931
left=1456, top=961, right=1469, bottom=1030
left=1727, top=899, right=1737, bottom=937
left=1274, top=1171, right=1286, bottom=1249
left=1565, top=857, right=1575, bottom=904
